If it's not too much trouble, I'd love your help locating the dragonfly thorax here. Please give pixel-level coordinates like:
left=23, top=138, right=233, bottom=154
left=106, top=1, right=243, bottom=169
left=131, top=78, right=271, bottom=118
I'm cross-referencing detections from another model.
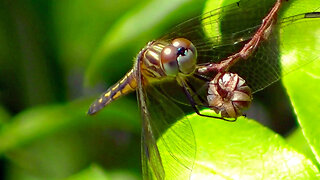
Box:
left=141, top=38, right=197, bottom=82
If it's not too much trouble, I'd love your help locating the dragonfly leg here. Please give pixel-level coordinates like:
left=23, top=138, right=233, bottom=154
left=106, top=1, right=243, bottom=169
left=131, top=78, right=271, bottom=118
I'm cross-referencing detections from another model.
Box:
left=180, top=78, right=237, bottom=122
left=193, top=73, right=211, bottom=82
left=185, top=80, right=207, bottom=105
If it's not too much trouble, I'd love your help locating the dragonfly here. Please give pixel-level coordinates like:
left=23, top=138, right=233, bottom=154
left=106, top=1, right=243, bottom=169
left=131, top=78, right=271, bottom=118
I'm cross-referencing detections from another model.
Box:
left=88, top=0, right=320, bottom=179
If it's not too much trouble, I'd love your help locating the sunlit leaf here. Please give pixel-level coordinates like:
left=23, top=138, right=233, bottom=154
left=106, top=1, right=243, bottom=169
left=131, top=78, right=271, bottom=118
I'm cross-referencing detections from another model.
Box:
left=280, top=0, right=320, bottom=166
left=159, top=112, right=319, bottom=179
left=287, top=128, right=318, bottom=165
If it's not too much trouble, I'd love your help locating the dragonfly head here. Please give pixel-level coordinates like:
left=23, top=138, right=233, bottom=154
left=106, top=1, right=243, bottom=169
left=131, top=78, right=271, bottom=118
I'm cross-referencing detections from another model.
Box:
left=160, top=38, right=197, bottom=76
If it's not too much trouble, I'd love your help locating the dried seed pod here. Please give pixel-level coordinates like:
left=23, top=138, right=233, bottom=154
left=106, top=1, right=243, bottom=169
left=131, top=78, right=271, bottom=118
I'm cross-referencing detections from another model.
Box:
left=207, top=72, right=252, bottom=118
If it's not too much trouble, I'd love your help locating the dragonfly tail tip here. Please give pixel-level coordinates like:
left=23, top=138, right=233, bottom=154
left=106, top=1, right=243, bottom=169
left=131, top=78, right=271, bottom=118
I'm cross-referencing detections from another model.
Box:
left=87, top=107, right=97, bottom=115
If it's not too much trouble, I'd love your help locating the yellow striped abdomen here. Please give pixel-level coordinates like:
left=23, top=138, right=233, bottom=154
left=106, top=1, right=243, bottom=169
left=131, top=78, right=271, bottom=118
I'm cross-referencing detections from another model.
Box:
left=88, top=69, right=137, bottom=115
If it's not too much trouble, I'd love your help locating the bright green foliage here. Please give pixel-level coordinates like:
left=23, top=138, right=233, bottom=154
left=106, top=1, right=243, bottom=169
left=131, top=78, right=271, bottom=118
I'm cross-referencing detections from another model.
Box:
left=281, top=0, right=320, bottom=166
left=287, top=128, right=318, bottom=165
left=159, top=113, right=319, bottom=179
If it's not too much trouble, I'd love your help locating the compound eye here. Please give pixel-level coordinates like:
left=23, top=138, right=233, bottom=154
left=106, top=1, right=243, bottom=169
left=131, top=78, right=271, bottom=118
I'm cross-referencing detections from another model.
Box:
left=172, top=38, right=197, bottom=75
left=160, top=38, right=197, bottom=76
left=160, top=45, right=179, bottom=76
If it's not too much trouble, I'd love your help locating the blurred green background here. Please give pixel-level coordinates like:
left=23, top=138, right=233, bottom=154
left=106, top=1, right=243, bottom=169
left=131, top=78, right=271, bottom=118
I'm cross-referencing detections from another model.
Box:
left=0, top=0, right=303, bottom=179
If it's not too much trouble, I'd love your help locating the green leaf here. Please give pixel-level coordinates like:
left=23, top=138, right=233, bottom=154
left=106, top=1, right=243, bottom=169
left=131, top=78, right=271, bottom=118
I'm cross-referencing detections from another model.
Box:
left=280, top=0, right=320, bottom=166
left=159, top=112, right=319, bottom=179
left=52, top=0, right=141, bottom=69
left=282, top=37, right=320, bottom=162
left=64, top=164, right=139, bottom=180
left=64, top=164, right=109, bottom=180
left=286, top=128, right=318, bottom=165
left=0, top=98, right=139, bottom=154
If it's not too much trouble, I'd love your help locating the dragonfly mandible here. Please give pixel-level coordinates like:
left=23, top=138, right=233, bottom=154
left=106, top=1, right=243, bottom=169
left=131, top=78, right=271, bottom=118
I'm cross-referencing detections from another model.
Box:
left=88, top=0, right=320, bottom=179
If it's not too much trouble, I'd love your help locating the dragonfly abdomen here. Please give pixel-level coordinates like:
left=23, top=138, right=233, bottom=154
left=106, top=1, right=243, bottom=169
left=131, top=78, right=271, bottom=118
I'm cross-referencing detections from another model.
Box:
left=88, top=69, right=137, bottom=115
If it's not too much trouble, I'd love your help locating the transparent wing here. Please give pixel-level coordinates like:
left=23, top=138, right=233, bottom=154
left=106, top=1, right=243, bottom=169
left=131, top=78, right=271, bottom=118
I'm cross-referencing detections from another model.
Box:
left=136, top=61, right=196, bottom=179
left=228, top=12, right=320, bottom=93
left=161, top=0, right=279, bottom=63
left=161, top=3, right=320, bottom=105
left=136, top=60, right=164, bottom=179
left=157, top=0, right=280, bottom=106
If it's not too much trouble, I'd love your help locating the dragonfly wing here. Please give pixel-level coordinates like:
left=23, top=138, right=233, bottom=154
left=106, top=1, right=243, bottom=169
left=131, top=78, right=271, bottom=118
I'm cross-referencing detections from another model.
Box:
left=229, top=12, right=320, bottom=93
left=136, top=61, right=165, bottom=179
left=191, top=12, right=320, bottom=97
left=156, top=0, right=281, bottom=106
left=136, top=61, right=196, bottom=179
left=161, top=0, right=279, bottom=63
left=161, top=1, right=320, bottom=101
left=140, top=112, right=165, bottom=180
